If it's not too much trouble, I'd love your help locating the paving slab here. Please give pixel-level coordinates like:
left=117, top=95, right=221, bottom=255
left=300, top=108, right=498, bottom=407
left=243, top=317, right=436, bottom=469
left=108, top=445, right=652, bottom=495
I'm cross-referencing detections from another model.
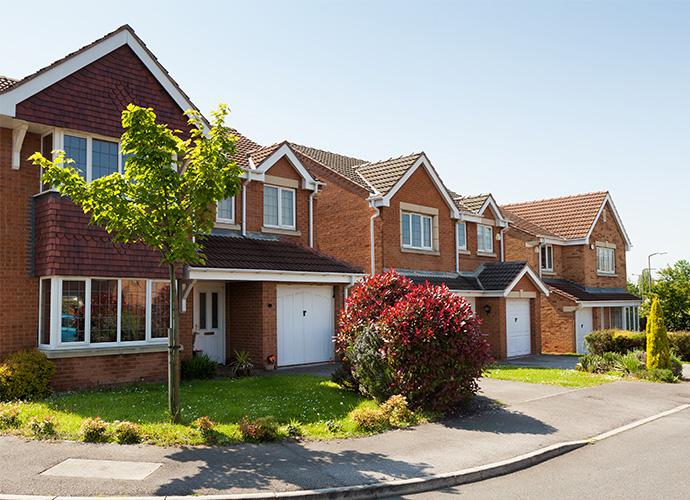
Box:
left=41, top=458, right=162, bottom=480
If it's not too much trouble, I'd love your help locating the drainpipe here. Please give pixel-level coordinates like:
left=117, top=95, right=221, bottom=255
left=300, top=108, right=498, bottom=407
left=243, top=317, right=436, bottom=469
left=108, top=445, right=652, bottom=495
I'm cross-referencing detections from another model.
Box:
left=369, top=200, right=380, bottom=276
left=344, top=275, right=356, bottom=299
left=499, top=225, right=508, bottom=262
left=455, top=216, right=464, bottom=273
left=308, top=182, right=320, bottom=248
left=241, top=173, right=251, bottom=236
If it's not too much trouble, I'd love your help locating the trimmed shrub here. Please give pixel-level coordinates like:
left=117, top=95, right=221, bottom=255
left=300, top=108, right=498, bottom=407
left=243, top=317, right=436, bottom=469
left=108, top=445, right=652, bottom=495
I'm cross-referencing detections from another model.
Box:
left=112, top=420, right=142, bottom=444
left=238, top=415, right=279, bottom=442
left=0, top=406, right=21, bottom=429
left=181, top=353, right=218, bottom=381
left=80, top=417, right=108, bottom=442
left=647, top=298, right=671, bottom=370
left=0, top=350, right=56, bottom=401
left=584, top=330, right=646, bottom=356
left=669, top=332, right=690, bottom=362
left=192, top=416, right=216, bottom=442
left=346, top=324, right=395, bottom=401
left=27, top=415, right=57, bottom=438
left=349, top=407, right=389, bottom=432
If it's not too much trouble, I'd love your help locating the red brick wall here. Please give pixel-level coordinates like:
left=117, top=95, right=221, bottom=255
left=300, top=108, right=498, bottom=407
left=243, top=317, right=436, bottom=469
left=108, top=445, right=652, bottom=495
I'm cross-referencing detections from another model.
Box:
left=15, top=45, right=190, bottom=140
left=503, top=227, right=540, bottom=269
left=458, top=220, right=502, bottom=272
left=475, top=297, right=505, bottom=359
left=585, top=201, right=627, bottom=288
left=0, top=129, right=42, bottom=358
left=540, top=293, right=576, bottom=353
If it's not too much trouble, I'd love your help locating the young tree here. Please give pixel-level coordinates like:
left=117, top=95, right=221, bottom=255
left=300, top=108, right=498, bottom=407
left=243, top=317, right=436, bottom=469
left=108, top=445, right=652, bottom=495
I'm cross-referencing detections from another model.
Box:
left=30, top=104, right=241, bottom=422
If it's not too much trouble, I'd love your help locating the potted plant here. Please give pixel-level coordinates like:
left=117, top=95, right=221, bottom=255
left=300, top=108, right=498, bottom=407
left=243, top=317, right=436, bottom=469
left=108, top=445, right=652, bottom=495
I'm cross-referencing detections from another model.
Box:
left=230, top=350, right=254, bottom=377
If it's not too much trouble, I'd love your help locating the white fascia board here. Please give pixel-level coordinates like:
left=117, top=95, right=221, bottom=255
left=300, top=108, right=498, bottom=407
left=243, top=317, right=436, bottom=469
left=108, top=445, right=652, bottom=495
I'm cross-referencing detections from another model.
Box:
left=0, top=29, right=202, bottom=130
left=188, top=267, right=364, bottom=283
left=579, top=299, right=642, bottom=308
left=252, top=144, right=318, bottom=188
left=503, top=266, right=550, bottom=297
left=478, top=195, right=510, bottom=226
left=584, top=193, right=633, bottom=251
left=377, top=155, right=461, bottom=218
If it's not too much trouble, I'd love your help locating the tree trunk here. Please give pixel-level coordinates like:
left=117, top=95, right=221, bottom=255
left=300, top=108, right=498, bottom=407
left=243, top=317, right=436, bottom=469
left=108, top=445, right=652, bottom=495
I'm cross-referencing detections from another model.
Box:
left=168, top=263, right=181, bottom=423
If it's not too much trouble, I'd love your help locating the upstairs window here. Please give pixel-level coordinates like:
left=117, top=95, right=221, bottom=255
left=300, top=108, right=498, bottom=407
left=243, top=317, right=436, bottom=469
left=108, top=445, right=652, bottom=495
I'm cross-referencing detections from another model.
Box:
left=541, top=245, right=553, bottom=271
left=457, top=222, right=467, bottom=251
left=597, top=247, right=615, bottom=274
left=402, top=213, right=432, bottom=250
left=477, top=225, right=493, bottom=253
left=264, top=186, right=295, bottom=229
left=217, top=197, right=235, bottom=223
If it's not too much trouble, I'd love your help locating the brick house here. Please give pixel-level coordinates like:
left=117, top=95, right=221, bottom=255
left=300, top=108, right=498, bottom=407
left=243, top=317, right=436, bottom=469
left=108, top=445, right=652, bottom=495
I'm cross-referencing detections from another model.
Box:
left=0, top=25, right=362, bottom=392
left=501, top=192, right=641, bottom=353
left=288, top=145, right=550, bottom=360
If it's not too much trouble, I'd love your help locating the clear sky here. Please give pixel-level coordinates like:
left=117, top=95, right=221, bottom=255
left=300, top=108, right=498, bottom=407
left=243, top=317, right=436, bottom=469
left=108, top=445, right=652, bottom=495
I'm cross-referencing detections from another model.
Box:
left=2, top=0, right=688, bottom=282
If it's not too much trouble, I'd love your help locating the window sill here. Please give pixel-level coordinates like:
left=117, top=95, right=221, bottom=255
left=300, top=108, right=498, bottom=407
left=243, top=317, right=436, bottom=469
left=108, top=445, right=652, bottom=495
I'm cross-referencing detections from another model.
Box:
left=261, top=226, right=301, bottom=236
left=38, top=343, right=169, bottom=359
left=215, top=221, right=240, bottom=230
left=400, top=247, right=440, bottom=256
left=542, top=270, right=556, bottom=276
left=458, top=249, right=471, bottom=255
left=477, top=251, right=497, bottom=258
left=597, top=272, right=618, bottom=277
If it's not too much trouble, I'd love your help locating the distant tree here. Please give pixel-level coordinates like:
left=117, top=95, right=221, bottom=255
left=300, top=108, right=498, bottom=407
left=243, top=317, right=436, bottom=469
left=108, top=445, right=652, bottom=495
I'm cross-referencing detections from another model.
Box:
left=644, top=260, right=690, bottom=331
left=30, top=104, right=241, bottom=422
left=627, top=278, right=641, bottom=298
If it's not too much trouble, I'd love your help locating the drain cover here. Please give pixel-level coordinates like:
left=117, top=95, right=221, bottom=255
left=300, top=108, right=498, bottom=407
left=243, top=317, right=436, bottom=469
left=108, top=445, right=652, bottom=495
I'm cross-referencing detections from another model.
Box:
left=41, top=458, right=162, bottom=480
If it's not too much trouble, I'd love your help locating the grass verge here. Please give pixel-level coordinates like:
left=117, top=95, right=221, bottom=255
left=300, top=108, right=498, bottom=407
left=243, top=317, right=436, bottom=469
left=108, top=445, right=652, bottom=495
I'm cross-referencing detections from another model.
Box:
left=0, top=374, right=392, bottom=445
left=484, top=365, right=623, bottom=387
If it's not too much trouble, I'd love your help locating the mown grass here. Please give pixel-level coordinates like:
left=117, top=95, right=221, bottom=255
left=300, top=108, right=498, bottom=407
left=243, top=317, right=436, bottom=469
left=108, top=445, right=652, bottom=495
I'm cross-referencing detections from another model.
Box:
left=484, top=365, right=623, bottom=387
left=0, top=374, right=383, bottom=445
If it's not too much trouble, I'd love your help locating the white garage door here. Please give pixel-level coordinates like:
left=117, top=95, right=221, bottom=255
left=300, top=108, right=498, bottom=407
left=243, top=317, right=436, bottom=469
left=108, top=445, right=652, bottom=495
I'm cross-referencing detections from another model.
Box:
left=506, top=299, right=531, bottom=357
left=277, top=285, right=334, bottom=366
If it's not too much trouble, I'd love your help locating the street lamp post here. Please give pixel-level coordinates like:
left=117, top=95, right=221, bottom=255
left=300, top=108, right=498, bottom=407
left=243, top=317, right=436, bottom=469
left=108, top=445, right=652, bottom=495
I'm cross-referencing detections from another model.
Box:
left=647, top=252, right=667, bottom=294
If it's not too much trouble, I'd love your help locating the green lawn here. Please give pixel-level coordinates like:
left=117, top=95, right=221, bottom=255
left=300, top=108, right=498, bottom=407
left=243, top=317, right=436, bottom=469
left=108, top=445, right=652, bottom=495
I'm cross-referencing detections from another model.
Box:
left=0, top=375, right=381, bottom=445
left=484, top=365, right=623, bottom=387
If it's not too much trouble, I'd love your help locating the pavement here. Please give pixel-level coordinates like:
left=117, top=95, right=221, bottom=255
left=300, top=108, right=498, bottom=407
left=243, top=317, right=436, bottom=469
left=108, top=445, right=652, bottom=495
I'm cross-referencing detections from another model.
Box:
left=0, top=356, right=689, bottom=499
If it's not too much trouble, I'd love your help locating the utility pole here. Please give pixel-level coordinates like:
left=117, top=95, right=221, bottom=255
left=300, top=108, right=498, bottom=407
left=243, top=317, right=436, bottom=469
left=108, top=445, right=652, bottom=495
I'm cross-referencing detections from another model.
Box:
left=647, top=252, right=667, bottom=294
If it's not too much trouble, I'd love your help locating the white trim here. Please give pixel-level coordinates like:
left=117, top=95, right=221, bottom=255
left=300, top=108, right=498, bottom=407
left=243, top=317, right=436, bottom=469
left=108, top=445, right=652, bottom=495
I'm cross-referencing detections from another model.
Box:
left=371, top=154, right=461, bottom=218
left=263, top=184, right=296, bottom=230
left=476, top=195, right=510, bottom=226
left=503, top=266, right=551, bottom=297
left=188, top=268, right=364, bottom=284
left=252, top=144, right=318, bottom=188
left=584, top=193, right=633, bottom=251
left=576, top=300, right=642, bottom=308
left=12, top=123, right=28, bottom=169
left=0, top=28, right=200, bottom=123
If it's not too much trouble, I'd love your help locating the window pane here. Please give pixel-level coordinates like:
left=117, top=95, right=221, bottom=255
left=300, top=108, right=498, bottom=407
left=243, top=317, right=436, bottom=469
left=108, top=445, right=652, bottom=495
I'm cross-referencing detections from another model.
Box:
left=64, top=135, right=87, bottom=179
left=151, top=282, right=170, bottom=339
left=611, top=307, right=623, bottom=329
left=411, top=214, right=422, bottom=247
left=458, top=223, right=466, bottom=249
left=281, top=189, right=294, bottom=227
left=485, top=226, right=492, bottom=252
left=199, top=292, right=207, bottom=329
left=422, top=216, right=431, bottom=248
left=402, top=213, right=410, bottom=245
left=264, top=186, right=278, bottom=226
left=91, top=279, right=118, bottom=343
left=211, top=292, right=219, bottom=329
left=40, top=279, right=51, bottom=345
left=217, top=197, right=234, bottom=221
left=121, top=280, right=146, bottom=342
left=61, top=281, right=86, bottom=343
left=92, top=139, right=118, bottom=180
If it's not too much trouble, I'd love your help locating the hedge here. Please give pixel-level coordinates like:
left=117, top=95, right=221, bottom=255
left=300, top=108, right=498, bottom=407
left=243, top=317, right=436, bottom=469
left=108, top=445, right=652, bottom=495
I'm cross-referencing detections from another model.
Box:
left=584, top=329, right=690, bottom=361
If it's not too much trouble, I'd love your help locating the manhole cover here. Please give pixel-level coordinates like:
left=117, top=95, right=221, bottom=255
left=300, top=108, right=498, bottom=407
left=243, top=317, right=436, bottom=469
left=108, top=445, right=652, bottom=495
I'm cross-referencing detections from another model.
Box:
left=41, top=458, right=162, bottom=480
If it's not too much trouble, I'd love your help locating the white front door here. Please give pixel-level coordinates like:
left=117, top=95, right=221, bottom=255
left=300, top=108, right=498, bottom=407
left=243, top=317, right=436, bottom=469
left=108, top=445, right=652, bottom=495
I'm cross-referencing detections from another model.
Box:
left=277, top=285, right=334, bottom=366
left=506, top=299, right=531, bottom=357
left=575, top=308, right=593, bottom=354
left=194, top=283, right=225, bottom=363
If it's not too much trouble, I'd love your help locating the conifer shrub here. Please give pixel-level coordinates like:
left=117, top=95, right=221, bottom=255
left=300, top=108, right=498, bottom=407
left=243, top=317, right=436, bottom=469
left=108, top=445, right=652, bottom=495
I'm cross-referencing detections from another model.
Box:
left=346, top=324, right=395, bottom=401
left=0, top=350, right=56, bottom=401
left=647, top=297, right=671, bottom=370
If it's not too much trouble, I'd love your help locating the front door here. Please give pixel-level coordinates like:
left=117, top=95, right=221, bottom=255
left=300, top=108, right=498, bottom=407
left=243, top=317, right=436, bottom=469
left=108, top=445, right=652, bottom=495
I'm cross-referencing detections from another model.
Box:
left=194, top=283, right=225, bottom=363
left=575, top=308, right=593, bottom=354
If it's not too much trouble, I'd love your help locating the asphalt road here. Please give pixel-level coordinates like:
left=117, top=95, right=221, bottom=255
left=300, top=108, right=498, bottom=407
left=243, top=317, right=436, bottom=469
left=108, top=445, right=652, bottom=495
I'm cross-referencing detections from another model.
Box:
left=394, top=408, right=690, bottom=499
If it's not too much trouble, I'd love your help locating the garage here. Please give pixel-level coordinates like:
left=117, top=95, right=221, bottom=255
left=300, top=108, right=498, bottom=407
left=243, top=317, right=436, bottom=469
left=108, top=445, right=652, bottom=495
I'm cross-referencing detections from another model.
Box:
left=277, top=285, right=334, bottom=366
left=506, top=299, right=531, bottom=357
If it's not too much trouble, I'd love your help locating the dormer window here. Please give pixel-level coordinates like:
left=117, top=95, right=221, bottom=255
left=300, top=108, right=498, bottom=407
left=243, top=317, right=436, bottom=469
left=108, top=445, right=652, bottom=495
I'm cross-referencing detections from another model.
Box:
left=541, top=245, right=553, bottom=272
left=477, top=225, right=493, bottom=253
left=264, top=185, right=295, bottom=229
left=402, top=212, right=432, bottom=250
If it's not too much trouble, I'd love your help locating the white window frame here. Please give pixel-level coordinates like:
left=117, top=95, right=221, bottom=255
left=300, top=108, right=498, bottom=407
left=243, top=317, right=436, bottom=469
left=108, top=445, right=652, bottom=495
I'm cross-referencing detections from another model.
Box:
left=38, top=276, right=170, bottom=350
left=477, top=224, right=493, bottom=253
left=216, top=196, right=235, bottom=223
left=263, top=185, right=296, bottom=229
left=401, top=212, right=433, bottom=251
left=40, top=129, right=127, bottom=189
left=597, top=247, right=615, bottom=274
left=541, top=245, right=554, bottom=272
left=457, top=222, right=467, bottom=251
left=624, top=306, right=639, bottom=331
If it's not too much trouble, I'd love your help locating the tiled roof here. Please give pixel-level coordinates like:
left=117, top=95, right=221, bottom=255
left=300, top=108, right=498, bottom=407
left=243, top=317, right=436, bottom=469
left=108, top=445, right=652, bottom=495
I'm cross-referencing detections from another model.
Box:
left=230, top=129, right=263, bottom=170
left=248, top=142, right=283, bottom=168
left=290, top=143, right=370, bottom=190
left=501, top=207, right=563, bottom=239
left=197, top=234, right=364, bottom=274
left=399, top=261, right=530, bottom=293
left=355, top=153, right=423, bottom=196
left=500, top=192, right=608, bottom=240
left=456, top=194, right=491, bottom=214
left=0, top=76, right=18, bottom=92
left=544, top=279, right=641, bottom=303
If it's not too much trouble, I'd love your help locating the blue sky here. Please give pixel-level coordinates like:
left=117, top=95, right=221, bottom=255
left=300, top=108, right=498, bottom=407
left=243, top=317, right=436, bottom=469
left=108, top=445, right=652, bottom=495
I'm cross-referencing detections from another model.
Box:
left=3, top=0, right=688, bottom=281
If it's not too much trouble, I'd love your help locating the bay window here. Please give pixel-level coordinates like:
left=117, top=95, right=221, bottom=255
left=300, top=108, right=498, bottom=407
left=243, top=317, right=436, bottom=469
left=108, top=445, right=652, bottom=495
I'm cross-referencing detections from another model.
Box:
left=402, top=212, right=432, bottom=250
left=39, top=277, right=170, bottom=348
